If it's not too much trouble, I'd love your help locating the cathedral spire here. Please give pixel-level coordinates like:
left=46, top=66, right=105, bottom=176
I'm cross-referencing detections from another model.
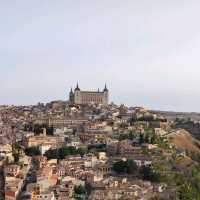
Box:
left=104, top=83, right=108, bottom=92
left=75, top=82, right=80, bottom=91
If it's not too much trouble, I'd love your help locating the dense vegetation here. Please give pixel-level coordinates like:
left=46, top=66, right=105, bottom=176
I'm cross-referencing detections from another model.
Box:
left=25, top=146, right=41, bottom=156
left=113, top=159, right=138, bottom=175
left=113, top=159, right=160, bottom=182
left=74, top=185, right=86, bottom=200
left=24, top=123, right=54, bottom=135
left=88, top=144, right=107, bottom=152
left=44, top=146, right=88, bottom=160
left=12, top=143, right=22, bottom=163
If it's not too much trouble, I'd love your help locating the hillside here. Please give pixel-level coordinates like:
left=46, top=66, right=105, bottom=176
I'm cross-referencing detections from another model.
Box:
left=168, top=129, right=200, bottom=153
left=151, top=110, right=200, bottom=121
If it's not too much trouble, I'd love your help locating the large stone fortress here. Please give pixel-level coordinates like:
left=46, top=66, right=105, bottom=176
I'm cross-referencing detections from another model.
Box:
left=69, top=83, right=109, bottom=105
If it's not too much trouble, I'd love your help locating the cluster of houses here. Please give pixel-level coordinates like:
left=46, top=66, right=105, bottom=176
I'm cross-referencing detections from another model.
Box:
left=0, top=102, right=177, bottom=200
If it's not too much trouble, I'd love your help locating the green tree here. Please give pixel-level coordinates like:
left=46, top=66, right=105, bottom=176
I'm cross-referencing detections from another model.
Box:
left=0, top=192, right=4, bottom=200
left=74, top=185, right=86, bottom=195
left=12, top=143, right=21, bottom=163
left=144, top=134, right=149, bottom=143
left=13, top=153, right=19, bottom=163
left=179, top=183, right=198, bottom=200
left=139, top=134, right=144, bottom=144
left=74, top=185, right=86, bottom=200
left=44, top=146, right=87, bottom=160
left=126, top=159, right=138, bottom=174
left=113, top=159, right=138, bottom=175
left=139, top=166, right=160, bottom=182
left=113, top=160, right=126, bottom=174
left=25, top=146, right=41, bottom=156
left=77, top=148, right=88, bottom=157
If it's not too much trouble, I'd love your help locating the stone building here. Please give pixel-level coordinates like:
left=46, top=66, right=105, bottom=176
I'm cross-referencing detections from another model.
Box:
left=69, top=83, right=109, bottom=105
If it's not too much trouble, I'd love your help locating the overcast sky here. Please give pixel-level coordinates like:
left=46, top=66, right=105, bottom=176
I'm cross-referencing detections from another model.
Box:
left=1, top=0, right=200, bottom=111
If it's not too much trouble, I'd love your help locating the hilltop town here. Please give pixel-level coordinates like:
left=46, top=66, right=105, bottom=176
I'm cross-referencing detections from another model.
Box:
left=1, top=87, right=200, bottom=200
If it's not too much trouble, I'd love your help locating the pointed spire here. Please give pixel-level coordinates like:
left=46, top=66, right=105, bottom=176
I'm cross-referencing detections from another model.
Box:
left=75, top=82, right=80, bottom=91
left=70, top=87, right=73, bottom=93
left=104, top=83, right=108, bottom=92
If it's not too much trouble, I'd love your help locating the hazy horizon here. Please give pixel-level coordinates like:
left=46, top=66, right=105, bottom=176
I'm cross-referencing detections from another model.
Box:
left=1, top=1, right=200, bottom=112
